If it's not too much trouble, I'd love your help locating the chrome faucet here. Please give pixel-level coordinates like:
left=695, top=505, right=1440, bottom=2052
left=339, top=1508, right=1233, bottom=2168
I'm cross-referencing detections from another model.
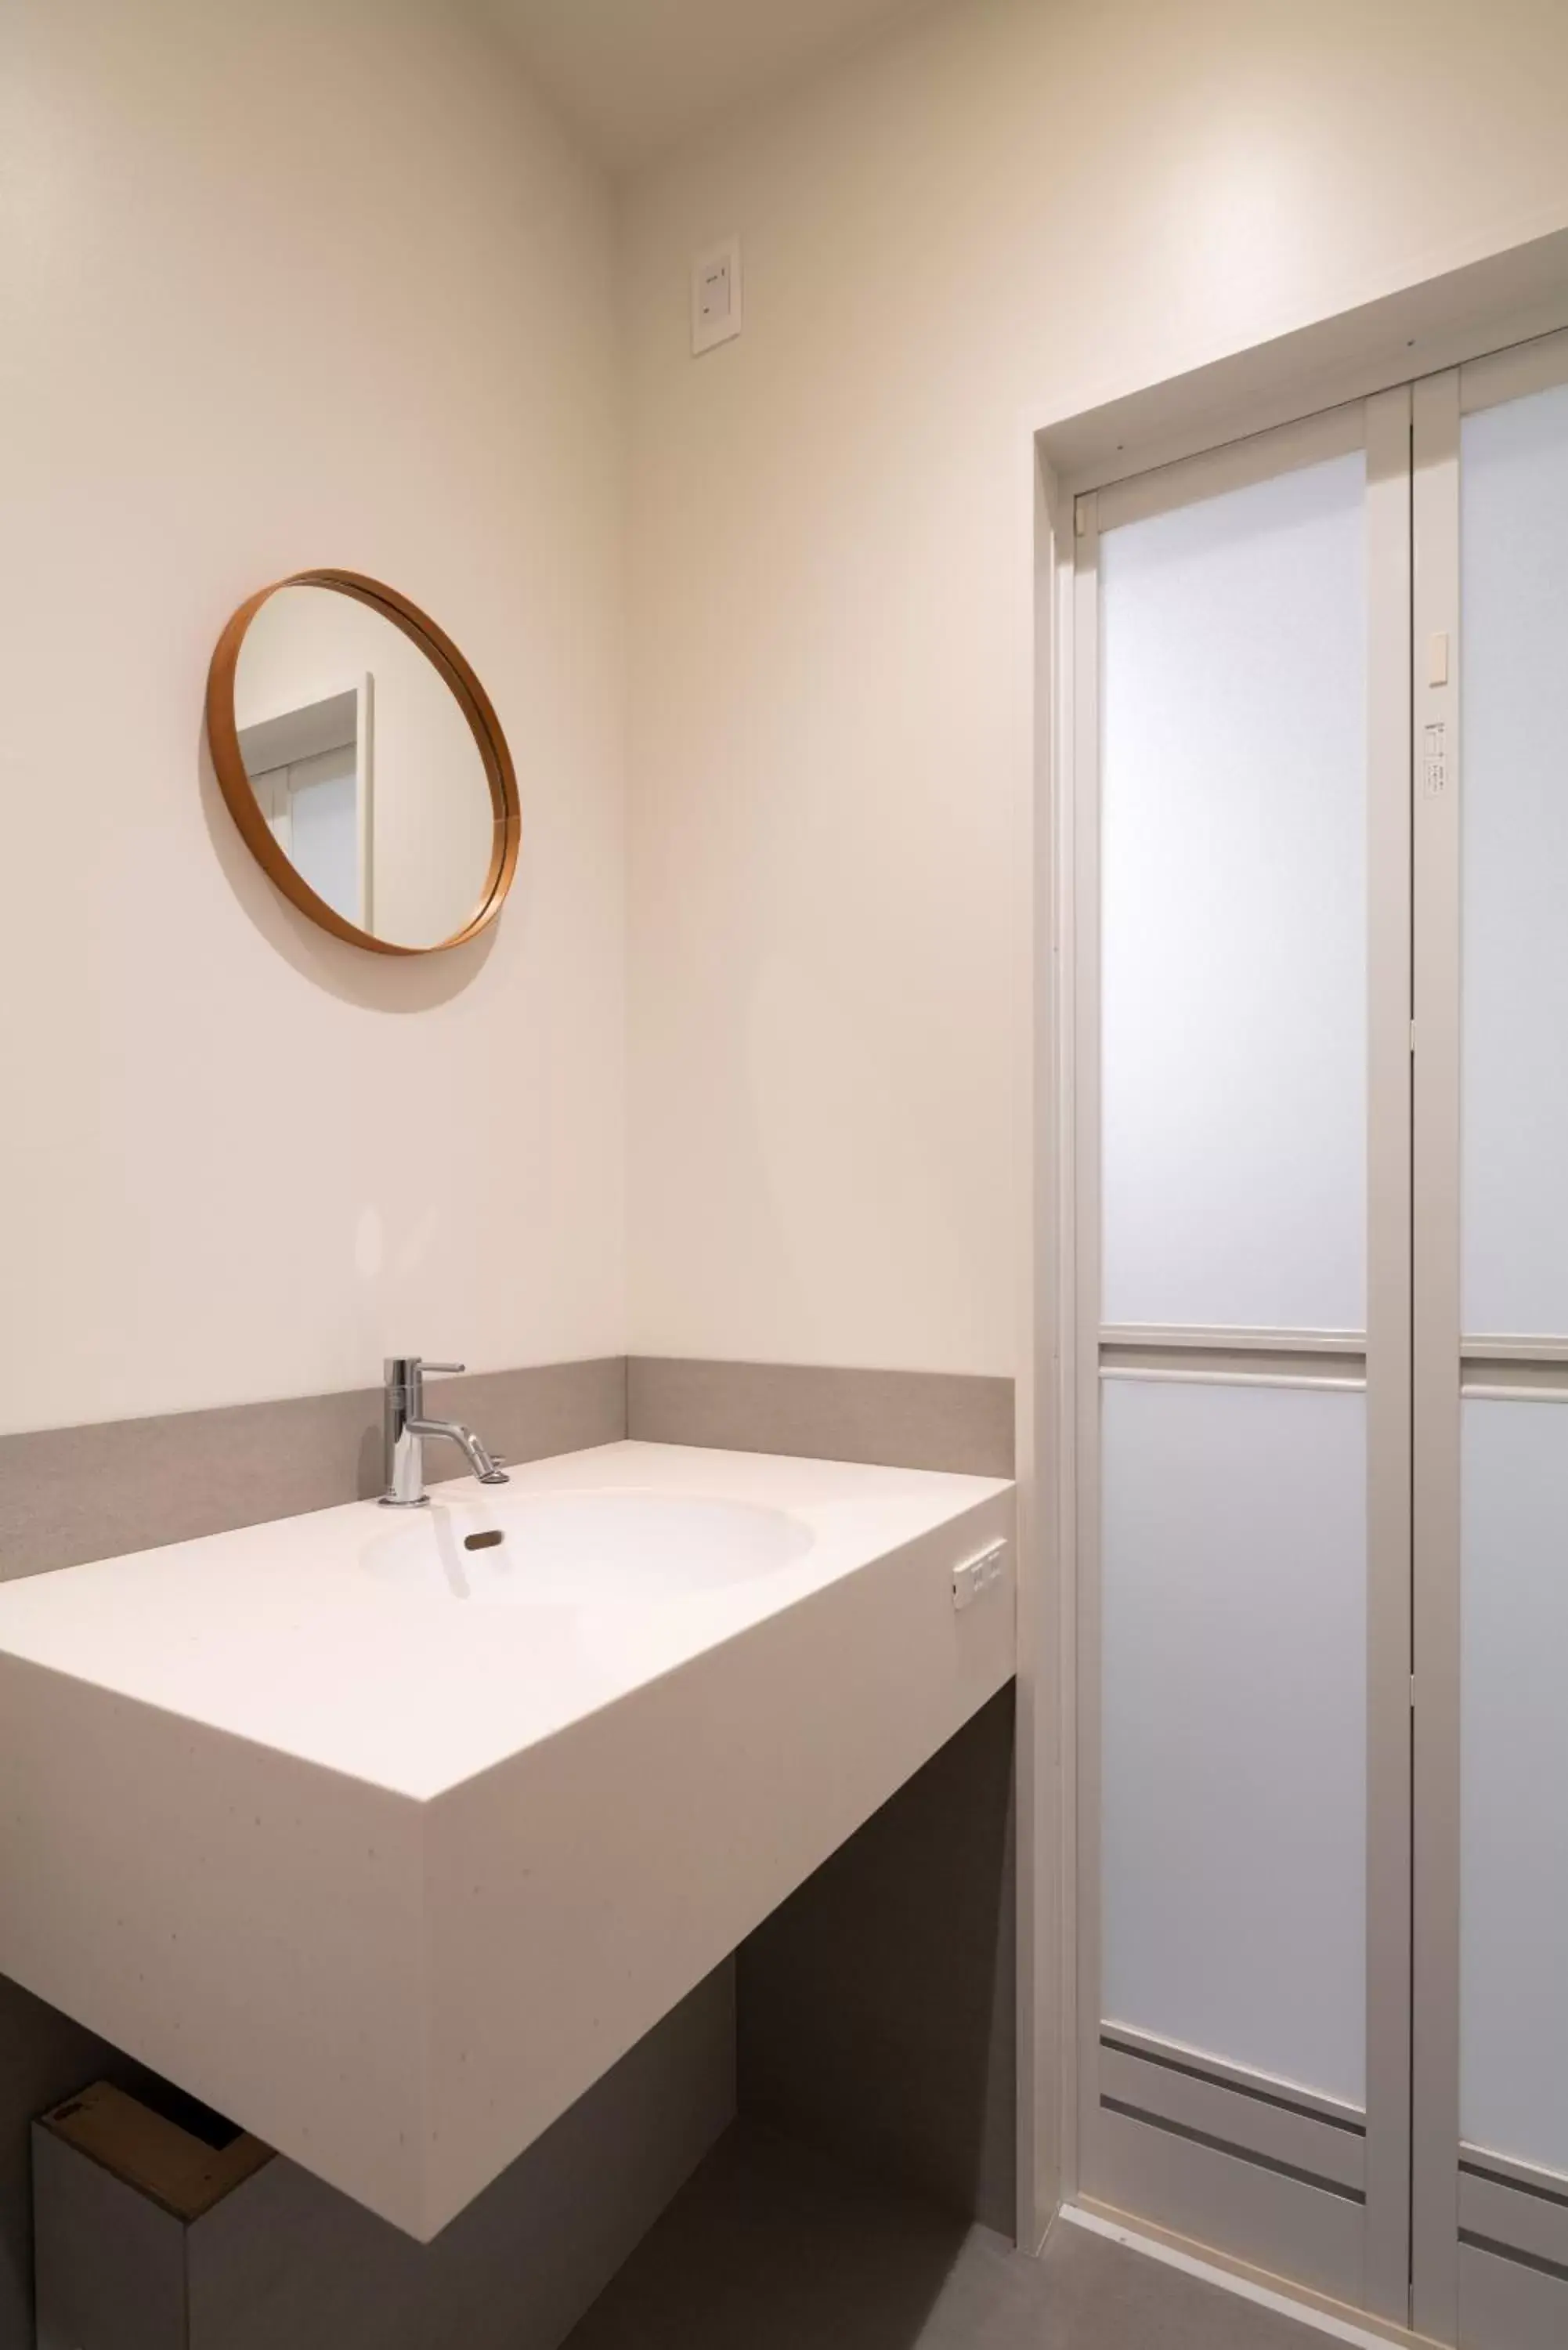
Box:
left=380, top=1358, right=511, bottom=1508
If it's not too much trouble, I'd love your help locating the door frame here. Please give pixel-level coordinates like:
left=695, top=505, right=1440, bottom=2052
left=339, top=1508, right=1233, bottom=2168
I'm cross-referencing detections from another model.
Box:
left=1016, top=224, right=1568, bottom=2332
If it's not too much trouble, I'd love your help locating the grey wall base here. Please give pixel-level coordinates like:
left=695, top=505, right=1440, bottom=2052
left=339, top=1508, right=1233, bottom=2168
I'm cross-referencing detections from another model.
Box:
left=628, top=1358, right=1015, bottom=1480
left=32, top=1969, right=734, bottom=2350
left=0, top=1360, right=628, bottom=1585
left=1, top=1355, right=1015, bottom=1590
left=737, top=1683, right=1017, bottom=2233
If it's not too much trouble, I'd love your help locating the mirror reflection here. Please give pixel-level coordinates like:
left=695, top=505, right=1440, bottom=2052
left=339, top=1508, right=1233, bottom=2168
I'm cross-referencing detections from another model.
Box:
left=226, top=583, right=504, bottom=952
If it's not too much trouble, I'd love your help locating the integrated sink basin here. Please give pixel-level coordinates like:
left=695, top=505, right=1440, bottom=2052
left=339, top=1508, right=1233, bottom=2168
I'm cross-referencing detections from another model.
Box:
left=363, top=1488, right=815, bottom=1604
left=0, top=1440, right=1014, bottom=2240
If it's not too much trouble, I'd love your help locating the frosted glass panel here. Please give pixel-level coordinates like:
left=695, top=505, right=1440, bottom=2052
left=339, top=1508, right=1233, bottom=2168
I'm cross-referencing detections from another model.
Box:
left=1101, top=1376, right=1367, bottom=2104
left=1461, top=1397, right=1568, bottom=2174
left=1100, top=454, right=1367, bottom=1331
left=1461, top=384, right=1568, bottom=1336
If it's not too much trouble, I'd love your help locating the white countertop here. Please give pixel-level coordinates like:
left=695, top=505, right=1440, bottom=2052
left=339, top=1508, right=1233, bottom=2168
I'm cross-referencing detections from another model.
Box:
left=0, top=1440, right=1010, bottom=1800
left=0, top=1437, right=1015, bottom=2236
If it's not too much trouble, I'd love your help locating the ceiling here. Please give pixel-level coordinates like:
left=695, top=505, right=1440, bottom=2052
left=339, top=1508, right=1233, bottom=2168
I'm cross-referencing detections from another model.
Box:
left=480, top=0, right=938, bottom=174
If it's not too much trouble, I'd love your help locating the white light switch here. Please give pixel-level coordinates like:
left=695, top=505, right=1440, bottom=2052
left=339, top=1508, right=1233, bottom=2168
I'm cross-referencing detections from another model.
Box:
left=692, top=234, right=742, bottom=354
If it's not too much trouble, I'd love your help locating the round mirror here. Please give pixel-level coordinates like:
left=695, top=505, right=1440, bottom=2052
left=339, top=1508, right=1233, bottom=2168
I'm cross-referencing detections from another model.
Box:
left=206, top=572, right=518, bottom=955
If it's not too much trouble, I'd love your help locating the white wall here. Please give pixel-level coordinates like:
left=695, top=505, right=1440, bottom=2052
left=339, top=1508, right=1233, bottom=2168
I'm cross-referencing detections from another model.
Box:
left=621, top=0, right=1568, bottom=1377
left=0, top=0, right=624, bottom=1432
left=10, top=0, right=1568, bottom=1428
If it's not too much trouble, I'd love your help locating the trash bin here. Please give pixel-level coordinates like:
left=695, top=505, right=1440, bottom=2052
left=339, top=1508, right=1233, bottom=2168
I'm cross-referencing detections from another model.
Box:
left=33, top=2081, right=273, bottom=2349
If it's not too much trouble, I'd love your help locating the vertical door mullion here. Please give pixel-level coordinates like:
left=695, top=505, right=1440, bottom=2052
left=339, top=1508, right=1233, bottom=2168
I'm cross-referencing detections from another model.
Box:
left=1411, top=365, right=1463, bottom=2347
left=1364, top=382, right=1415, bottom=2327
left=1070, top=493, right=1104, bottom=2186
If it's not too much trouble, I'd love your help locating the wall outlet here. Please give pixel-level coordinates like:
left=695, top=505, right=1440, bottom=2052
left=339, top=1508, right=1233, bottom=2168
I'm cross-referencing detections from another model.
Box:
left=691, top=235, right=742, bottom=354
left=952, top=1540, right=1009, bottom=1612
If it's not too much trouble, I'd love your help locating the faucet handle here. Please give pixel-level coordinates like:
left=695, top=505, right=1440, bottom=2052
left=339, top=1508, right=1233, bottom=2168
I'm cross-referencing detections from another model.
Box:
left=419, top=1361, right=465, bottom=1377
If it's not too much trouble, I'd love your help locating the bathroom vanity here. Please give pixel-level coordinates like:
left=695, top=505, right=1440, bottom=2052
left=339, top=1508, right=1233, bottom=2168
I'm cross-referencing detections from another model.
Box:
left=0, top=1442, right=1013, bottom=2239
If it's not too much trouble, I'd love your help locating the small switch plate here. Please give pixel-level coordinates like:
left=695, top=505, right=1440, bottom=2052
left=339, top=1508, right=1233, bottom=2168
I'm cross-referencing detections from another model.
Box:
left=952, top=1539, right=1009, bottom=1612
left=691, top=234, right=742, bottom=354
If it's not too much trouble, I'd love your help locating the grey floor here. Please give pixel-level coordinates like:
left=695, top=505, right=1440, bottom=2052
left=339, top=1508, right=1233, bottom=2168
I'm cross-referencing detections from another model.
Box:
left=563, top=2121, right=1328, bottom=2350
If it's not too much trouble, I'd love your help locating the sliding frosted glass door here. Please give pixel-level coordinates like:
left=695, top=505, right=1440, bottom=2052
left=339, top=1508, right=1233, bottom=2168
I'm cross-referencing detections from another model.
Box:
left=1075, top=397, right=1413, bottom=2319
left=1067, top=319, right=1568, bottom=2346
left=1412, top=331, right=1568, bottom=2350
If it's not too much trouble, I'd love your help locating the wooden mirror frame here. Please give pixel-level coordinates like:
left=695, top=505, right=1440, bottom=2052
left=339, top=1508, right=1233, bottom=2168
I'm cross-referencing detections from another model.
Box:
left=206, top=569, right=520, bottom=956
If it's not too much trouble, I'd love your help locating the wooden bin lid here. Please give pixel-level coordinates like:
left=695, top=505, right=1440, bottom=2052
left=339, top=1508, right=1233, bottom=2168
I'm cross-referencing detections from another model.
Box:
left=39, top=2082, right=273, bottom=2223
